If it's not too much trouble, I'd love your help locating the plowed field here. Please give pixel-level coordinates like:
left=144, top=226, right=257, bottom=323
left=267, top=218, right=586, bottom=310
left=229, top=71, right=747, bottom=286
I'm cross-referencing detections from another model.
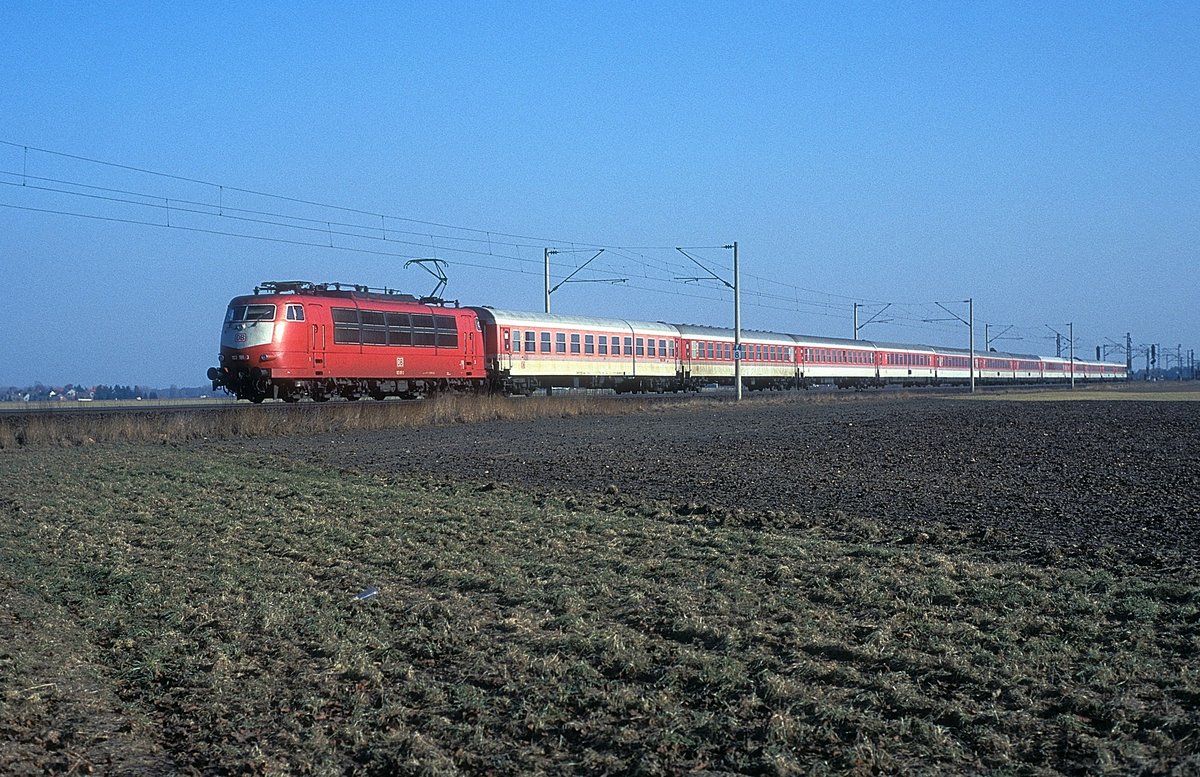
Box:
left=257, top=393, right=1200, bottom=569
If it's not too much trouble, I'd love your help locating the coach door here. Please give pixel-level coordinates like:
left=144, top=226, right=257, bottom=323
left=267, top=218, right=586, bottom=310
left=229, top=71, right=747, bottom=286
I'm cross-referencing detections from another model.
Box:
left=308, top=303, right=327, bottom=375
left=499, top=327, right=513, bottom=371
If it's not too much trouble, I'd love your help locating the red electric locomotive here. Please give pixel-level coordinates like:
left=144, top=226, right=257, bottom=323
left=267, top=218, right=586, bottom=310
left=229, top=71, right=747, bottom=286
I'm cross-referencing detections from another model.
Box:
left=207, top=281, right=485, bottom=402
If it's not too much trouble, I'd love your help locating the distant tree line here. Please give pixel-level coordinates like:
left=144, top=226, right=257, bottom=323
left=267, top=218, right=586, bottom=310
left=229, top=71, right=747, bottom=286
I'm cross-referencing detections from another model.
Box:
left=92, top=384, right=152, bottom=400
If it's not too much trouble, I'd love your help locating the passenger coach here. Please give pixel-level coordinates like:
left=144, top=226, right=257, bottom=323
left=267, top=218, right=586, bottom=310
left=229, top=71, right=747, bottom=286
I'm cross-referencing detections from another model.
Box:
left=472, top=308, right=680, bottom=393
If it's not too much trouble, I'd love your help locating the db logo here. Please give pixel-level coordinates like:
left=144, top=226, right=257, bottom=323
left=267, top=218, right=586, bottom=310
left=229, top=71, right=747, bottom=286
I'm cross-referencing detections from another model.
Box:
left=236, top=333, right=247, bottom=342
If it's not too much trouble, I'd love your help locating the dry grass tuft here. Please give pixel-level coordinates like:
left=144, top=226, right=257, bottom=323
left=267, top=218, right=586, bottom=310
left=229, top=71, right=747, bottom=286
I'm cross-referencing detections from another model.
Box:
left=0, top=395, right=665, bottom=448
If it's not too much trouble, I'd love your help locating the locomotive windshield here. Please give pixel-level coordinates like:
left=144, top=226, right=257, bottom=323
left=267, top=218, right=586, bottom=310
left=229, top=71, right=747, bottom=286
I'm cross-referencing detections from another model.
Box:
left=226, top=304, right=277, bottom=322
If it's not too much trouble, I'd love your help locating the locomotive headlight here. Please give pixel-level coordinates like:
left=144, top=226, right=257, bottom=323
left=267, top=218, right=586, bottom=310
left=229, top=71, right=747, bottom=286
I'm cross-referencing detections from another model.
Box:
left=259, top=353, right=276, bottom=362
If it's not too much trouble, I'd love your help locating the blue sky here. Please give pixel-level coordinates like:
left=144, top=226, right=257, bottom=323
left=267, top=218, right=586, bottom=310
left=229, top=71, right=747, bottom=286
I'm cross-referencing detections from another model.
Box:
left=1, top=2, right=1196, bottom=386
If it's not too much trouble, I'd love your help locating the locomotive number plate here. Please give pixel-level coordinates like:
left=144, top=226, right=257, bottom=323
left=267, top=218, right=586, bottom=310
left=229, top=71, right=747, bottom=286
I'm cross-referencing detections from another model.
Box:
left=395, top=357, right=404, bottom=369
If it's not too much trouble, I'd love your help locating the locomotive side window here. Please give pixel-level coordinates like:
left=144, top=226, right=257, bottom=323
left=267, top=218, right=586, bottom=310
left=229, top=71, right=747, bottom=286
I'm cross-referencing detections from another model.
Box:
left=387, top=313, right=412, bottom=346
left=435, top=315, right=458, bottom=348
left=285, top=305, right=305, bottom=321
left=332, top=307, right=361, bottom=344
left=361, top=311, right=387, bottom=345
left=412, top=314, right=437, bottom=346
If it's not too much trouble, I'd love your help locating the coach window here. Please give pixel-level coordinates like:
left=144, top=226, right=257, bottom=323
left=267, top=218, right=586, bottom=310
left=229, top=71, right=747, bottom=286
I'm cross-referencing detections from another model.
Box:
left=332, top=307, right=361, bottom=344
left=623, top=336, right=632, bottom=355
left=555, top=333, right=566, bottom=353
left=585, top=334, right=595, bottom=354
left=598, top=335, right=608, bottom=355
left=635, top=337, right=645, bottom=356
left=570, top=333, right=581, bottom=354
left=647, top=338, right=656, bottom=357
left=540, top=332, right=552, bottom=353
left=668, top=340, right=675, bottom=357
left=526, top=331, right=537, bottom=352
left=511, top=329, right=520, bottom=352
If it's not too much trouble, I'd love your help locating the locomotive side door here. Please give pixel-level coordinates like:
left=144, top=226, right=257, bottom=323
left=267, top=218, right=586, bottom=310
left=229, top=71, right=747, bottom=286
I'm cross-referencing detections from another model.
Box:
left=464, top=318, right=480, bottom=377
left=308, top=303, right=327, bottom=375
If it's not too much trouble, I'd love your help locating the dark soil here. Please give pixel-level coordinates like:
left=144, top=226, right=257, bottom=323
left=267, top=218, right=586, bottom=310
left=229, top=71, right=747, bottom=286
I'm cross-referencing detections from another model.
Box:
left=249, top=394, right=1200, bottom=569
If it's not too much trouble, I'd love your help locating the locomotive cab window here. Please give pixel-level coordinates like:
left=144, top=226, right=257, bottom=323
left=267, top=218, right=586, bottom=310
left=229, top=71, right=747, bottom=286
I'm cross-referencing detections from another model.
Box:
left=227, top=304, right=277, bottom=322
left=285, top=305, right=305, bottom=321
